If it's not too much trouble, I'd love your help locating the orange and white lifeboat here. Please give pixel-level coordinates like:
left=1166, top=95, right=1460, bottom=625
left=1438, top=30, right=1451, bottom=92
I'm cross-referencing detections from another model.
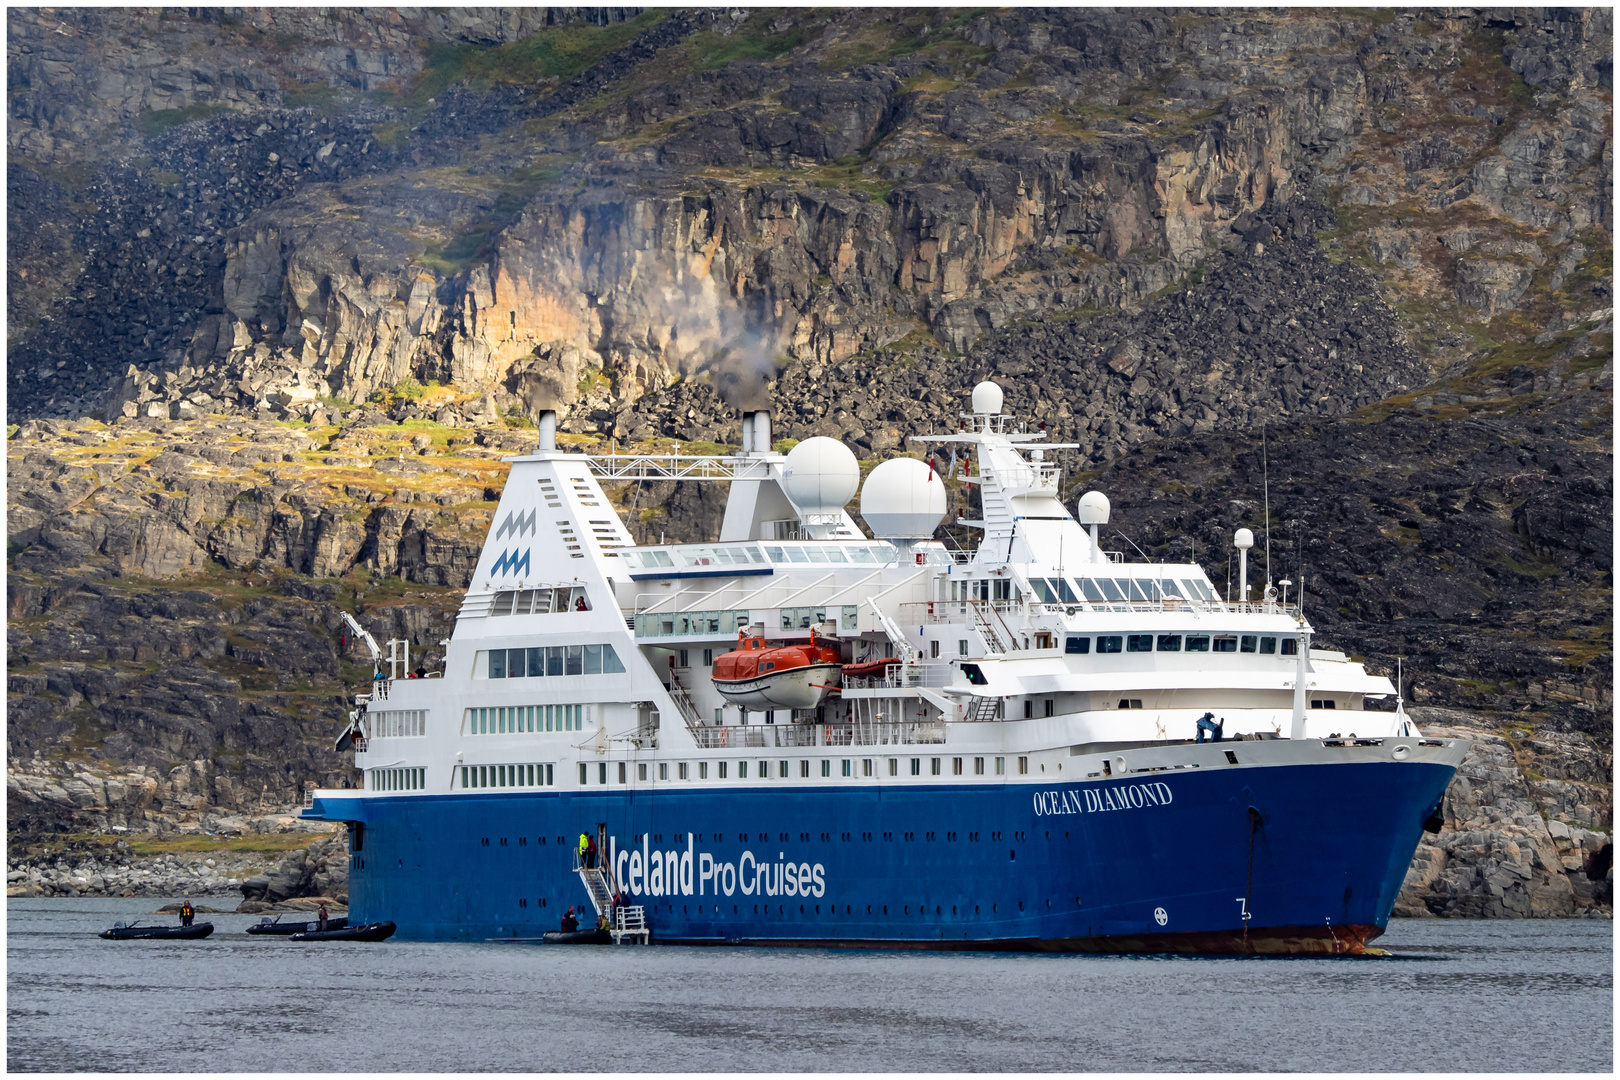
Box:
left=710, top=628, right=842, bottom=710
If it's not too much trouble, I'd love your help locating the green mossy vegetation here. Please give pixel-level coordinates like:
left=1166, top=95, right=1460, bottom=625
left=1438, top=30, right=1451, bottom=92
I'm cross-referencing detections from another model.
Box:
left=139, top=103, right=225, bottom=137
left=410, top=11, right=667, bottom=105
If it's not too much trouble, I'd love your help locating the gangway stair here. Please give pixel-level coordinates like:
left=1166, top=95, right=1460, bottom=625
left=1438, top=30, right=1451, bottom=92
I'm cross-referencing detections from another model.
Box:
left=573, top=851, right=649, bottom=944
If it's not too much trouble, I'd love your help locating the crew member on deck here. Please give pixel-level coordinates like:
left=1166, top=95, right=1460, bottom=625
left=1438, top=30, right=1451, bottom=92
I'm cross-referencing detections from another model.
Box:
left=179, top=900, right=194, bottom=927
left=578, top=833, right=591, bottom=868
left=1195, top=712, right=1224, bottom=743
left=317, top=903, right=329, bottom=931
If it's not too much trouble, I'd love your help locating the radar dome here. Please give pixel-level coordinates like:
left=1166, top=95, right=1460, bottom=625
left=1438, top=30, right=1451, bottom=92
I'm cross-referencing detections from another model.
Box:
left=860, top=458, right=946, bottom=540
left=970, top=381, right=1004, bottom=415
left=781, top=437, right=860, bottom=514
left=1234, top=528, right=1255, bottom=550
left=1077, top=490, right=1111, bottom=525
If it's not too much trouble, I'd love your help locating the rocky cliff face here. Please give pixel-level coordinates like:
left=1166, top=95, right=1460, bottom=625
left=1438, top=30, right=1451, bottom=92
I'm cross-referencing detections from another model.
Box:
left=6, top=8, right=1612, bottom=920
left=1395, top=708, right=1611, bottom=918
left=12, top=8, right=1607, bottom=431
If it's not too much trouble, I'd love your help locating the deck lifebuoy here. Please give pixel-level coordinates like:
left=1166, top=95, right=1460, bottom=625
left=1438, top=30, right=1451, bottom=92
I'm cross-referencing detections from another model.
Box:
left=719, top=728, right=728, bottom=747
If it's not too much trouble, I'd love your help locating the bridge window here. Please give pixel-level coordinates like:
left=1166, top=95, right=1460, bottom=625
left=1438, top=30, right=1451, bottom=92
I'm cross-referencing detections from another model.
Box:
left=1214, top=636, right=1239, bottom=653
left=1065, top=636, right=1089, bottom=654
left=1127, top=634, right=1153, bottom=652
left=1260, top=636, right=1277, bottom=654
left=1185, top=635, right=1211, bottom=652
left=1096, top=636, right=1123, bottom=654
left=1311, top=699, right=1337, bottom=710
left=1157, top=635, right=1181, bottom=652
left=482, top=645, right=623, bottom=679
left=1241, top=635, right=1258, bottom=653
left=1281, top=638, right=1299, bottom=655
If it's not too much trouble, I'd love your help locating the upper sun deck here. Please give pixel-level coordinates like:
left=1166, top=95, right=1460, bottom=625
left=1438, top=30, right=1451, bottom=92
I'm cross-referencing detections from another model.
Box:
left=621, top=539, right=906, bottom=579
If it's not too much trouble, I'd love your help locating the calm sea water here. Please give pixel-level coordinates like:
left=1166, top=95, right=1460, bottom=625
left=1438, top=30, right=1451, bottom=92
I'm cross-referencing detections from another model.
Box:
left=7, top=898, right=1611, bottom=1072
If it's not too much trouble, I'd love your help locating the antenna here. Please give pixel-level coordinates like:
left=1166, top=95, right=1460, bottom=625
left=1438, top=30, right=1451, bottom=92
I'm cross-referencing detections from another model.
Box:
left=1262, top=422, right=1272, bottom=589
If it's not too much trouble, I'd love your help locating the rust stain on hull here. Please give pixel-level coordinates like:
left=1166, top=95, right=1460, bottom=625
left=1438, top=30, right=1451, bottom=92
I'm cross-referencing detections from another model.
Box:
left=687, top=923, right=1385, bottom=956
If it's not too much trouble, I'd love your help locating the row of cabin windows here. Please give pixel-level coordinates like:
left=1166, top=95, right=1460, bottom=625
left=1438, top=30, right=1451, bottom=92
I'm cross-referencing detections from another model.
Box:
left=461, top=763, right=555, bottom=789
left=578, top=756, right=1028, bottom=785
left=369, top=710, right=425, bottom=738
left=1065, top=634, right=1298, bottom=655
left=371, top=767, right=424, bottom=791
left=486, top=644, right=626, bottom=679
left=490, top=588, right=590, bottom=616
left=1029, top=576, right=1218, bottom=606
left=467, top=704, right=583, bottom=735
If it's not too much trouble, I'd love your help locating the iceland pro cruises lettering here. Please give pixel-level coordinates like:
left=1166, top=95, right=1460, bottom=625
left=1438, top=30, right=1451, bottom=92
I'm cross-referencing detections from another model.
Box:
left=611, top=834, right=826, bottom=899
left=1032, top=781, right=1174, bottom=816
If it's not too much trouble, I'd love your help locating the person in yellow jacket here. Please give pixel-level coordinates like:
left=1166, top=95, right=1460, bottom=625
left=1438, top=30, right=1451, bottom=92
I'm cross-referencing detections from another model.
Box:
left=579, top=832, right=592, bottom=868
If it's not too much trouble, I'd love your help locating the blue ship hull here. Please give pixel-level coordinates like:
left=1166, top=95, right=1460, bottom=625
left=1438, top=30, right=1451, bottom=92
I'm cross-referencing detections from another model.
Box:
left=306, top=758, right=1452, bottom=954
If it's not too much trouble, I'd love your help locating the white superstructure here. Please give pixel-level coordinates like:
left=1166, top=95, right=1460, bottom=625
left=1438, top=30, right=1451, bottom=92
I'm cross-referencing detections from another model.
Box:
left=335, top=383, right=1415, bottom=800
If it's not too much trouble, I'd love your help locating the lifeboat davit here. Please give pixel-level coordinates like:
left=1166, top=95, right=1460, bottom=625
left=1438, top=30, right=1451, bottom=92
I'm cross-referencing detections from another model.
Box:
left=710, top=628, right=842, bottom=710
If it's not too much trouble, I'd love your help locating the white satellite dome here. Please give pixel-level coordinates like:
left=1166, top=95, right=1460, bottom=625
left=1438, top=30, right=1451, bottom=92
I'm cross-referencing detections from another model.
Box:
left=781, top=437, right=860, bottom=514
left=860, top=458, right=946, bottom=540
left=970, top=380, right=1004, bottom=415
left=1077, top=490, right=1111, bottom=525
left=1234, top=527, right=1255, bottom=550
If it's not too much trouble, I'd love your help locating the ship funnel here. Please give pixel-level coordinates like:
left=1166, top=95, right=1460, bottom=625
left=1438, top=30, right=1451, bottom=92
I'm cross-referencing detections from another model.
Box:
left=537, top=410, right=558, bottom=452
left=751, top=411, right=773, bottom=455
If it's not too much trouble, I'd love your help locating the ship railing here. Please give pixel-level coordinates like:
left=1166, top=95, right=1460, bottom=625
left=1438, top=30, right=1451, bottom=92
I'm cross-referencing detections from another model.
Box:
left=899, top=600, right=1025, bottom=625
left=368, top=679, right=390, bottom=703
left=686, top=720, right=948, bottom=749
left=665, top=675, right=704, bottom=729
left=302, top=790, right=315, bottom=808
left=844, top=662, right=956, bottom=690
left=897, top=598, right=1305, bottom=619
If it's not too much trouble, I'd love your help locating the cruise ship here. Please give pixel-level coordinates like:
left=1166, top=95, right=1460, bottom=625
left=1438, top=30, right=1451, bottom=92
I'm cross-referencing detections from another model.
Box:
left=304, top=380, right=1466, bottom=954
